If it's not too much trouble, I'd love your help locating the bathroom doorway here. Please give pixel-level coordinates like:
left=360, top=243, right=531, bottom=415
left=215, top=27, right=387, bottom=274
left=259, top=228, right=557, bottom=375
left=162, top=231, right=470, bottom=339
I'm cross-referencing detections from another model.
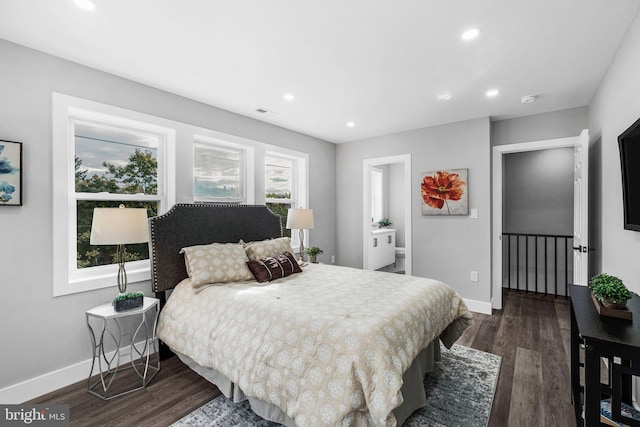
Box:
left=362, top=154, right=412, bottom=275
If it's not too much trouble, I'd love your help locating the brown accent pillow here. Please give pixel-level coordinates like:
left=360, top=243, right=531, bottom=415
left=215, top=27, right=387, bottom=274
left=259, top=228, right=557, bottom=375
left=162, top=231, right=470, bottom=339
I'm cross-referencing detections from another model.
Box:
left=246, top=252, right=303, bottom=283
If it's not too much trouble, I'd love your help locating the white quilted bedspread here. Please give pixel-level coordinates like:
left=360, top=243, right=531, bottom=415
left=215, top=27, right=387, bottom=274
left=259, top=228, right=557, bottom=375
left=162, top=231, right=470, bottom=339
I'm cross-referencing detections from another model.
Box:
left=157, top=263, right=472, bottom=427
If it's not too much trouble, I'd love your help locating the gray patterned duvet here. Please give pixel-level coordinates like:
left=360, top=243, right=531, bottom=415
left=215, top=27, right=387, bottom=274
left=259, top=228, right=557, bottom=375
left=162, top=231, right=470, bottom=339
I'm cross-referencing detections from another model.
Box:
left=157, top=263, right=472, bottom=426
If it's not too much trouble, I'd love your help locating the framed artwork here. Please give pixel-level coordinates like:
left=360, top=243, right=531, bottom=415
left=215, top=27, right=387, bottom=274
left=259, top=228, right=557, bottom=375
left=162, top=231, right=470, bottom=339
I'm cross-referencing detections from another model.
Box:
left=421, top=168, right=468, bottom=216
left=0, top=140, right=22, bottom=206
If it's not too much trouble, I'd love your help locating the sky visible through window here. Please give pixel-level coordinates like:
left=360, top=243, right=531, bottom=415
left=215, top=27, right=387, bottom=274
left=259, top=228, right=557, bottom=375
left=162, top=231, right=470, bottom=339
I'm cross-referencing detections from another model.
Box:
left=74, top=123, right=159, bottom=269
left=74, top=122, right=158, bottom=182
left=193, top=145, right=241, bottom=199
left=265, top=156, right=292, bottom=198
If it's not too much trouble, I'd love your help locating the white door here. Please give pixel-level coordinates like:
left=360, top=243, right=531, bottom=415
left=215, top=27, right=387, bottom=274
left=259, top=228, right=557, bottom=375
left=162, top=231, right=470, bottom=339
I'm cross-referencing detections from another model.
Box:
left=573, top=129, right=589, bottom=285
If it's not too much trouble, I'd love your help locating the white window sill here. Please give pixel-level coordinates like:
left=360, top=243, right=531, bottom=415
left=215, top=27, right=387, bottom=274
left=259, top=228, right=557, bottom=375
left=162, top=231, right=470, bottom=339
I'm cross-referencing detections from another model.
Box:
left=54, top=262, right=151, bottom=297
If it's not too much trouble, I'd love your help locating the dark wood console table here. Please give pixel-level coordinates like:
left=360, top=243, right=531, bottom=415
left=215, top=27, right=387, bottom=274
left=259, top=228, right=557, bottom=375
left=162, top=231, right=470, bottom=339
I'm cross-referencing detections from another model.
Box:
left=569, top=284, right=640, bottom=426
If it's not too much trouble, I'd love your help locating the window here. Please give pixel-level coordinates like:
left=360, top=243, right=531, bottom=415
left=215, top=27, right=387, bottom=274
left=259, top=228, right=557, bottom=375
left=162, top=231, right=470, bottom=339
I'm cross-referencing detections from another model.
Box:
left=264, top=150, right=308, bottom=251
left=371, top=167, right=383, bottom=223
left=189, top=136, right=307, bottom=243
left=53, top=94, right=175, bottom=296
left=193, top=141, right=245, bottom=202
left=265, top=155, right=295, bottom=238
left=74, top=123, right=159, bottom=270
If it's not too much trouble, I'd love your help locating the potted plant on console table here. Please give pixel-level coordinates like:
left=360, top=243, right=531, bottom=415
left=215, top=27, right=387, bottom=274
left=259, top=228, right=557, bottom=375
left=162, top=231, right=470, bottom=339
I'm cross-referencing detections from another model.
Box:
left=588, top=273, right=633, bottom=319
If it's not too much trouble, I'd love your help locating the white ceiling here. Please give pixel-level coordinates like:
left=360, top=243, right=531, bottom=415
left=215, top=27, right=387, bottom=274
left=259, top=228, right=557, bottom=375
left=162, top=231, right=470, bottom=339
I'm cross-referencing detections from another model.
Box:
left=1, top=0, right=638, bottom=143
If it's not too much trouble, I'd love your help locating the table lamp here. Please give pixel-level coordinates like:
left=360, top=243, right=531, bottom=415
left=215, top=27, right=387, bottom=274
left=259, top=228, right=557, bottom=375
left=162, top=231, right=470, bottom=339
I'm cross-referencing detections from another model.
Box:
left=90, top=205, right=149, bottom=294
left=286, top=208, right=314, bottom=261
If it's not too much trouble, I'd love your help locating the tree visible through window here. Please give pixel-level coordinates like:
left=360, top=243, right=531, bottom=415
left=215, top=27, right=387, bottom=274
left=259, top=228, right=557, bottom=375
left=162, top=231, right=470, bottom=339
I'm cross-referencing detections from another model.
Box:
left=74, top=124, right=159, bottom=269
left=265, top=155, right=294, bottom=238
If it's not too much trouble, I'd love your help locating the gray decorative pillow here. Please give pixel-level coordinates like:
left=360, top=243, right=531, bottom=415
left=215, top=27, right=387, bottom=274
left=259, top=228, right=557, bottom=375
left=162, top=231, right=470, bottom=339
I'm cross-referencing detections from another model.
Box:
left=243, top=237, right=296, bottom=261
left=180, top=243, right=254, bottom=288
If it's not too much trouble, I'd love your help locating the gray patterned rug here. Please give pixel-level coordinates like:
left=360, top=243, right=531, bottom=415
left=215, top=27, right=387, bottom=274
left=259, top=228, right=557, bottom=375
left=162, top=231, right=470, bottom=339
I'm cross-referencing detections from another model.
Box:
left=171, top=344, right=501, bottom=427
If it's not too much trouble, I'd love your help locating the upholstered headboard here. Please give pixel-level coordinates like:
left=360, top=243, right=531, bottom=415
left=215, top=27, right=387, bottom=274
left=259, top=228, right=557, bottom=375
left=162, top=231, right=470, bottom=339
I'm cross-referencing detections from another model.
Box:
left=148, top=204, right=282, bottom=296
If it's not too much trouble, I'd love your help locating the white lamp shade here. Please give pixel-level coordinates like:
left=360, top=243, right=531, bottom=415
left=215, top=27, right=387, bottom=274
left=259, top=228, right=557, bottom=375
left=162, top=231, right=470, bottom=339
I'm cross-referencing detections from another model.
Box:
left=286, top=208, right=314, bottom=230
left=90, top=207, right=149, bottom=245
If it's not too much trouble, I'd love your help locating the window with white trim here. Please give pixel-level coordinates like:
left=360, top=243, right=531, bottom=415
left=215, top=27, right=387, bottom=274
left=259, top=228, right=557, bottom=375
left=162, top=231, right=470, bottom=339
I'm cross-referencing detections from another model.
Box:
left=371, top=167, right=383, bottom=223
left=193, top=139, right=246, bottom=203
left=265, top=154, right=296, bottom=238
left=53, top=94, right=175, bottom=296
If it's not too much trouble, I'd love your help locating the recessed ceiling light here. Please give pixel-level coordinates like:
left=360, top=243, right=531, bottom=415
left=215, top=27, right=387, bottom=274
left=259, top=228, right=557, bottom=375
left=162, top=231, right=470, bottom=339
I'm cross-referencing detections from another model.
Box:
left=346, top=122, right=355, bottom=128
left=486, top=89, right=499, bottom=98
left=73, top=0, right=97, bottom=11
left=437, top=92, right=452, bottom=101
left=283, top=93, right=295, bottom=101
left=461, top=28, right=480, bottom=41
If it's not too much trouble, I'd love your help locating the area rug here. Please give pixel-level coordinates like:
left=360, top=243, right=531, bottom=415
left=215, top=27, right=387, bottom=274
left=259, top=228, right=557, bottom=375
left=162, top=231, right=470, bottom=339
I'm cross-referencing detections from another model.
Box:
left=171, top=344, right=501, bottom=427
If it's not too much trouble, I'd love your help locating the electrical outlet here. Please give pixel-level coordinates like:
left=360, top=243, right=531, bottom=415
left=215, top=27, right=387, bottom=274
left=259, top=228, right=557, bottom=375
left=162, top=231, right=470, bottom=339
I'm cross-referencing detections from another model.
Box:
left=470, top=271, right=479, bottom=282
left=331, top=255, right=335, bottom=264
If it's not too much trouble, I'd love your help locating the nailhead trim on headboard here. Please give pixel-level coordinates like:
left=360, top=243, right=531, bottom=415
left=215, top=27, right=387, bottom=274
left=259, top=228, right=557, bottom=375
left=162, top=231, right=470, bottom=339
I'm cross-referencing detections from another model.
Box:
left=149, top=203, right=283, bottom=294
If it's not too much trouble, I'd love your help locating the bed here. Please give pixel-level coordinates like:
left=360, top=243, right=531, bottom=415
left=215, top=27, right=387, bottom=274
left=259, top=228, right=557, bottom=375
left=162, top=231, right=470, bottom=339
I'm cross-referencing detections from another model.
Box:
left=150, top=204, right=472, bottom=427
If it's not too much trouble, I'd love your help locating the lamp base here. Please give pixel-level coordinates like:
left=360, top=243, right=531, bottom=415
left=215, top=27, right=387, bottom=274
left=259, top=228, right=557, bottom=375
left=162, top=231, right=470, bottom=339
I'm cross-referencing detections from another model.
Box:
left=299, top=229, right=306, bottom=262
left=116, top=244, right=128, bottom=294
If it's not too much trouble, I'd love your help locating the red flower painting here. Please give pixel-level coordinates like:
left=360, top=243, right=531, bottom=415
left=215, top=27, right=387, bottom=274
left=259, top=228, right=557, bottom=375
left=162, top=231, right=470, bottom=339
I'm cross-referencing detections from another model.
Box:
left=421, top=169, right=467, bottom=215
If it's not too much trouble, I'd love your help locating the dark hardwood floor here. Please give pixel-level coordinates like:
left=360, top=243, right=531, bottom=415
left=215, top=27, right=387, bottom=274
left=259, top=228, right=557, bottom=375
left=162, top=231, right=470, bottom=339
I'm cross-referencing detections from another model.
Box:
left=29, top=289, right=575, bottom=426
left=458, top=289, right=576, bottom=427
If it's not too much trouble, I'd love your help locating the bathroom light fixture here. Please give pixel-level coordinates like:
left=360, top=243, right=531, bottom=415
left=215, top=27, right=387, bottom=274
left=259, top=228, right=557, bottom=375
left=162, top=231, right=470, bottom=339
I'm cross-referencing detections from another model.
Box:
left=521, top=95, right=537, bottom=104
left=437, top=92, right=452, bottom=101
left=346, top=122, right=355, bottom=127
left=283, top=93, right=295, bottom=101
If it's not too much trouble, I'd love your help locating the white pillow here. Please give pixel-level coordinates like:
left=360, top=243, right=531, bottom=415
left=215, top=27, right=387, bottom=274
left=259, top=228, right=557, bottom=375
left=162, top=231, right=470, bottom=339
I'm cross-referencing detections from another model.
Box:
left=180, top=243, right=254, bottom=288
left=243, top=237, right=296, bottom=261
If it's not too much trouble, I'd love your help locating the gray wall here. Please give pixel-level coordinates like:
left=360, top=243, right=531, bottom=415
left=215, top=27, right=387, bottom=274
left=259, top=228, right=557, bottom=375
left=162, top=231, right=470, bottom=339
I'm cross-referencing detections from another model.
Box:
left=492, top=107, right=589, bottom=146
left=336, top=118, right=492, bottom=304
left=0, top=39, right=336, bottom=391
left=503, top=147, right=574, bottom=235
left=588, top=12, right=640, bottom=294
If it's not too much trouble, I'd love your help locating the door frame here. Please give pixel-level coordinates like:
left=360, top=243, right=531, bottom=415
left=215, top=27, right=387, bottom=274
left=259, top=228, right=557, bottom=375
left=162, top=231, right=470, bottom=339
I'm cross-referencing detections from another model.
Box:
left=363, top=154, right=412, bottom=275
left=492, top=131, right=587, bottom=309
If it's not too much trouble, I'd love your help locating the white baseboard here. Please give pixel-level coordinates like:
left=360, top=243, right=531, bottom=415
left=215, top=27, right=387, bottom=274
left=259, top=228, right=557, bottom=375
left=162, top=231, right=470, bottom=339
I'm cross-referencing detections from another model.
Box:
left=0, top=342, right=155, bottom=404
left=0, top=357, right=94, bottom=404
left=464, top=298, right=492, bottom=315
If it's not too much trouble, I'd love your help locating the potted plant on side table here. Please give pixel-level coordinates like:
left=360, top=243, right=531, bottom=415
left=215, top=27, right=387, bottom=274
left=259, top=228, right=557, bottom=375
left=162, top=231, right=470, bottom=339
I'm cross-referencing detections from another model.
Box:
left=113, top=292, right=144, bottom=312
left=589, top=273, right=632, bottom=310
left=304, top=247, right=323, bottom=263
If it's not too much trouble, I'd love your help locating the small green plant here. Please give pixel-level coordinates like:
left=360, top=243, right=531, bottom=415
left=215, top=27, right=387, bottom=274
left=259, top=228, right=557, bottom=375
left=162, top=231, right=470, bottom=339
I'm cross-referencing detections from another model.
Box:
left=304, top=247, right=324, bottom=257
left=589, top=273, right=632, bottom=304
left=113, top=292, right=144, bottom=302
left=378, top=217, right=393, bottom=228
